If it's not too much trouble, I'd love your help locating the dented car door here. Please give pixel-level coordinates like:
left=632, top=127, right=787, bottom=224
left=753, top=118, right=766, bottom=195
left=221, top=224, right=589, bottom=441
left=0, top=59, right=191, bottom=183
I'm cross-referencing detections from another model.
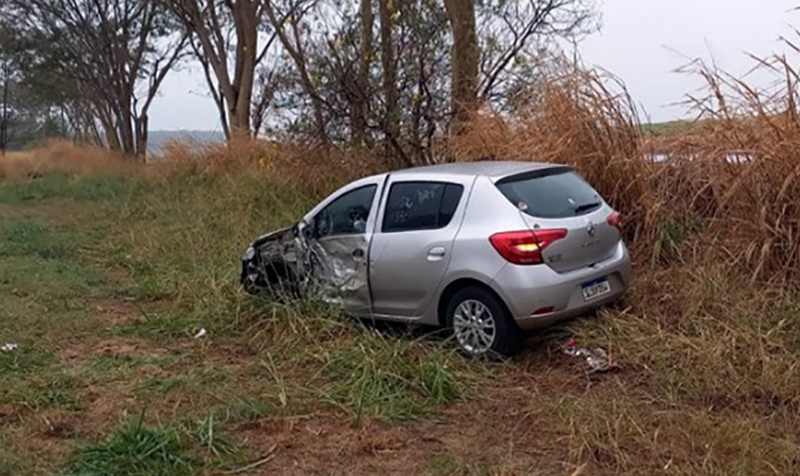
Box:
left=296, top=179, right=383, bottom=315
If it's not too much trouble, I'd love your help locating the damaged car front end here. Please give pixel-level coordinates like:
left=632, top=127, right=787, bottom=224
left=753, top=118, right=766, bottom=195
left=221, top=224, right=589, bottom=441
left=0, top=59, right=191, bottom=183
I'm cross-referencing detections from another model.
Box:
left=242, top=176, right=379, bottom=311
left=241, top=218, right=372, bottom=310
left=240, top=226, right=301, bottom=299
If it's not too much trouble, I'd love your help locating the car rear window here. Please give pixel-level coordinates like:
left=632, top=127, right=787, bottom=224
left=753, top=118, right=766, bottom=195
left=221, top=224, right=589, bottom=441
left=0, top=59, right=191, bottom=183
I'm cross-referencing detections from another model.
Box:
left=496, top=168, right=602, bottom=219
left=382, top=182, right=464, bottom=233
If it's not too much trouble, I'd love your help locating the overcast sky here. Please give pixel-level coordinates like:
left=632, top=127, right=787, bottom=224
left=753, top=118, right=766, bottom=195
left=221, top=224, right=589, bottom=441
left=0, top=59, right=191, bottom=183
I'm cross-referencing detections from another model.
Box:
left=148, top=0, right=799, bottom=131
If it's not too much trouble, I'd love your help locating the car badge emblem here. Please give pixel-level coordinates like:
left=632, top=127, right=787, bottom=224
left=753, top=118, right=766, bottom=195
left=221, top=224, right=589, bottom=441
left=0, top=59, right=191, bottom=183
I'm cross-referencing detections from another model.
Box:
left=587, top=221, right=596, bottom=237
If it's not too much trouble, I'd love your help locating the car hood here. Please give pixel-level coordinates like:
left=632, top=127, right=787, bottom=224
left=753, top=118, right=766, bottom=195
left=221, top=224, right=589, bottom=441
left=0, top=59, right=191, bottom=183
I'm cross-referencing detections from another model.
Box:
left=250, top=225, right=296, bottom=249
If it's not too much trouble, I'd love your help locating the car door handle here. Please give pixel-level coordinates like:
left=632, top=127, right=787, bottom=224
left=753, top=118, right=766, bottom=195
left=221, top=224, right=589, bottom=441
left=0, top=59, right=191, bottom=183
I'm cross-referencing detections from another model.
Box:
left=427, top=246, right=446, bottom=258
left=352, top=248, right=365, bottom=260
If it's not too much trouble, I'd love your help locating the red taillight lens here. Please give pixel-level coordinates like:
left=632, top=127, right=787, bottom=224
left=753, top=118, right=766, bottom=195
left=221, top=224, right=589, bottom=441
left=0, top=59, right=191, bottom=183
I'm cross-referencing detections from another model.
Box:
left=489, top=229, right=567, bottom=265
left=607, top=211, right=621, bottom=228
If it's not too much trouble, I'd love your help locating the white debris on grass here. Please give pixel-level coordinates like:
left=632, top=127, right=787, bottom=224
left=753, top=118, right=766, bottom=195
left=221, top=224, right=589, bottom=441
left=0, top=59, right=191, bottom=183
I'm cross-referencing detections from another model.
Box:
left=562, top=337, right=618, bottom=373
left=1, top=343, right=19, bottom=352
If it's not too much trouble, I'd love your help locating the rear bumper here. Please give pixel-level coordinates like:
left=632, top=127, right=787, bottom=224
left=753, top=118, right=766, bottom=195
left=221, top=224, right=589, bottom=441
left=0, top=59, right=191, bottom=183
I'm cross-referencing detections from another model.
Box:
left=490, top=241, right=632, bottom=331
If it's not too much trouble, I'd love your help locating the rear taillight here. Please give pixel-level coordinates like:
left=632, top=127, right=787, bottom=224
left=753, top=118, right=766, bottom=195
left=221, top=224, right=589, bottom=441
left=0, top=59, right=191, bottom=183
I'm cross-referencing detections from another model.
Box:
left=489, top=229, right=567, bottom=265
left=607, top=211, right=621, bottom=229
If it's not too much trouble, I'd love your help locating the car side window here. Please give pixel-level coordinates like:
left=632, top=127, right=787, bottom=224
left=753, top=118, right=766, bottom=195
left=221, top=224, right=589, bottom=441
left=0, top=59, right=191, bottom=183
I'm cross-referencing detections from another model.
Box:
left=314, top=185, right=377, bottom=238
left=382, top=182, right=464, bottom=233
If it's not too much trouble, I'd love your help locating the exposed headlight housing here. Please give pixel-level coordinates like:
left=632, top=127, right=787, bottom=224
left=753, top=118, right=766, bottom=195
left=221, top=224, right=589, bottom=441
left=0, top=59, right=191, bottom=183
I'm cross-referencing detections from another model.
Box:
left=243, top=246, right=256, bottom=261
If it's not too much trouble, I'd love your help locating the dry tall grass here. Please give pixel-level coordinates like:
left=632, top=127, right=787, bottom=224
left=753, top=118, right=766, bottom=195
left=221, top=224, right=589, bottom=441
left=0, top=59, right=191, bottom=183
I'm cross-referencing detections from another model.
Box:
left=659, top=57, right=800, bottom=286
left=0, top=140, right=133, bottom=180
left=449, top=58, right=800, bottom=288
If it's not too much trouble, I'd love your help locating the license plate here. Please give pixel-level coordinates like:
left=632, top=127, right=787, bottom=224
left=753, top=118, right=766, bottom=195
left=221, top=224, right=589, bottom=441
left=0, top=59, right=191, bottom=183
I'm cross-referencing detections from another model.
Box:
left=582, top=278, right=611, bottom=301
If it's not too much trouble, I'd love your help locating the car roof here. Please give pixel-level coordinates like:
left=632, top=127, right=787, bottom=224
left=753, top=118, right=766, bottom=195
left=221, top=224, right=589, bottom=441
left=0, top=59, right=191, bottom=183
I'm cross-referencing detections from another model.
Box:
left=384, top=160, right=561, bottom=182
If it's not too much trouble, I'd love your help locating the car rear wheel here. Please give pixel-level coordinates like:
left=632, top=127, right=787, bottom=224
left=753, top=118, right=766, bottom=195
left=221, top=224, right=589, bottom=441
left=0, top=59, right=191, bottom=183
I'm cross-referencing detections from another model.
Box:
left=445, top=286, right=522, bottom=357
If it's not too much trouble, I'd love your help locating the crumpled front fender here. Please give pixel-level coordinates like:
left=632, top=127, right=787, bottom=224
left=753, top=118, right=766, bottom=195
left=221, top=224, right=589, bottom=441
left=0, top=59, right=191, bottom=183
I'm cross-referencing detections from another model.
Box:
left=241, top=226, right=300, bottom=296
left=242, top=222, right=368, bottom=308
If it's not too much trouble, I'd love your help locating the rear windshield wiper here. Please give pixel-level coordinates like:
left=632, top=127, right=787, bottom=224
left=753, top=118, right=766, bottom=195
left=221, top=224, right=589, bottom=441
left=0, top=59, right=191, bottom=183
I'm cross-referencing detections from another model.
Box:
left=574, top=202, right=601, bottom=214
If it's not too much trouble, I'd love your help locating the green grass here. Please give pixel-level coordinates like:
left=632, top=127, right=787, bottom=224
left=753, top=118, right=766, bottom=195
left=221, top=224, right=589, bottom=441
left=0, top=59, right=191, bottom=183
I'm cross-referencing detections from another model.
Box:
left=136, top=365, right=232, bottom=399
left=24, top=370, right=84, bottom=410
left=320, top=329, right=465, bottom=423
left=66, top=419, right=198, bottom=476
left=426, top=454, right=460, bottom=475
left=642, top=120, right=699, bottom=136
left=116, top=310, right=204, bottom=340
left=0, top=436, right=28, bottom=476
left=87, top=353, right=187, bottom=374
left=0, top=256, right=103, bottom=300
left=2, top=356, right=86, bottom=419
left=65, top=407, right=268, bottom=476
left=0, top=346, right=55, bottom=375
left=0, top=173, right=142, bottom=204
left=188, top=413, right=240, bottom=458
left=0, top=220, right=79, bottom=260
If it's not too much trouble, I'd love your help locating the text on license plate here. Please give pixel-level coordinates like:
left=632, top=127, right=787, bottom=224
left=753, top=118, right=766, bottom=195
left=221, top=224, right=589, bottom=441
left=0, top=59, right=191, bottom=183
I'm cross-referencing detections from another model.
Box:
left=582, top=278, right=611, bottom=301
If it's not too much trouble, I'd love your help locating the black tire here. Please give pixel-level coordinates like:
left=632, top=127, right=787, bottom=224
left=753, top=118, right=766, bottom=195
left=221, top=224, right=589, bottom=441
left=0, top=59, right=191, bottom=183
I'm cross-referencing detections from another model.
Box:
left=445, top=286, right=522, bottom=358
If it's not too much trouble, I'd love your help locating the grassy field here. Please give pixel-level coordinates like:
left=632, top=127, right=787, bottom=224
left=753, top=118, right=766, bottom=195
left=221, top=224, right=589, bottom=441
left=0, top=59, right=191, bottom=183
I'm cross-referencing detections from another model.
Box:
left=0, top=159, right=798, bottom=476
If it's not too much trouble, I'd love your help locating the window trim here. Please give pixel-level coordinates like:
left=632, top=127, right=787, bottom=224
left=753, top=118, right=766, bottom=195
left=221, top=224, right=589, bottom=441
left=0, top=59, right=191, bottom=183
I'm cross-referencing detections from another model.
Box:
left=380, top=181, right=465, bottom=234
left=312, top=184, right=378, bottom=239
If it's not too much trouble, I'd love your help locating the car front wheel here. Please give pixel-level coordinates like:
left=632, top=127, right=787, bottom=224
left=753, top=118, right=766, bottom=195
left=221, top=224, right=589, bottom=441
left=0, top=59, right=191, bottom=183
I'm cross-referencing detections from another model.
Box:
left=445, top=286, right=522, bottom=357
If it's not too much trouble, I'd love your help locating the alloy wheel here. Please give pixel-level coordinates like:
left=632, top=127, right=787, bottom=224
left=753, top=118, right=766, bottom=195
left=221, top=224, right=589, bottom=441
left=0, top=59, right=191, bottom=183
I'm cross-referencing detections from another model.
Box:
left=453, top=299, right=496, bottom=354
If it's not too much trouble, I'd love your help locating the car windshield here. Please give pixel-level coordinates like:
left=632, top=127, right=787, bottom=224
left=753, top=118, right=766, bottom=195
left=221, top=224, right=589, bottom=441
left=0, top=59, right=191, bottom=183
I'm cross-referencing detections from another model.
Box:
left=496, top=168, right=602, bottom=219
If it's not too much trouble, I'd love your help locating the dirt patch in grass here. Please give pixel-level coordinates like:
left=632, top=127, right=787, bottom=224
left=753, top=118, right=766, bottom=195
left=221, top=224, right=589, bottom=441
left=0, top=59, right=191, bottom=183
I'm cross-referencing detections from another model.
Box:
left=90, top=337, right=164, bottom=360
left=235, top=391, right=578, bottom=476
left=238, top=415, right=442, bottom=475
left=78, top=386, right=141, bottom=438
left=0, top=403, right=34, bottom=427
left=57, top=336, right=161, bottom=364
left=39, top=411, right=80, bottom=440
left=92, top=299, right=145, bottom=327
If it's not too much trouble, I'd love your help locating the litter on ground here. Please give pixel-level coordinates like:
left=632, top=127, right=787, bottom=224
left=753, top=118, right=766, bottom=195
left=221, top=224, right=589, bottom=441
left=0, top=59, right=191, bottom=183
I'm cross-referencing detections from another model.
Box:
left=1, top=343, right=19, bottom=352
left=562, top=337, right=619, bottom=373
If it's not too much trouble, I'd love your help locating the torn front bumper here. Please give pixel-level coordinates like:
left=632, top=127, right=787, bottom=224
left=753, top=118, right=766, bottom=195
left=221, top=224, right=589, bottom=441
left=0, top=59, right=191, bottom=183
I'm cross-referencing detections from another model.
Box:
left=240, top=226, right=301, bottom=296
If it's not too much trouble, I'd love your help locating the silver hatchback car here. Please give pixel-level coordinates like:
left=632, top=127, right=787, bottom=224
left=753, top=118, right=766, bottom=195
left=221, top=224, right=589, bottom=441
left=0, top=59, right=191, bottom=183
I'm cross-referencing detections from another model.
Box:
left=241, top=161, right=631, bottom=356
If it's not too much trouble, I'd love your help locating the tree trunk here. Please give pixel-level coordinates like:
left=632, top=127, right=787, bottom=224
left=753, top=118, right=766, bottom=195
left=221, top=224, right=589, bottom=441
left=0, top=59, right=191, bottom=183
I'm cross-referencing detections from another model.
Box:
left=379, top=0, right=398, bottom=150
left=101, top=118, right=121, bottom=152
left=135, top=114, right=148, bottom=160
left=228, top=102, right=251, bottom=139
left=171, top=0, right=261, bottom=141
left=443, top=0, right=478, bottom=134
left=229, top=0, right=258, bottom=139
left=352, top=0, right=373, bottom=146
left=119, top=112, right=136, bottom=156
left=96, top=103, right=121, bottom=152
